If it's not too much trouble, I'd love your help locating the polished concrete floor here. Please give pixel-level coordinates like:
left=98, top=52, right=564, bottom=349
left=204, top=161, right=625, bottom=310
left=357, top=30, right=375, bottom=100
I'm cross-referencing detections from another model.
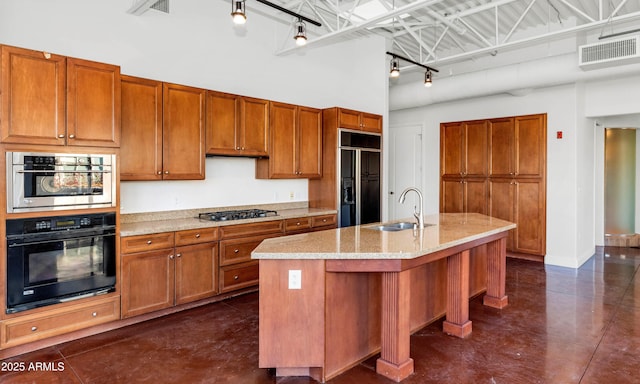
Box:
left=2, top=246, right=640, bottom=383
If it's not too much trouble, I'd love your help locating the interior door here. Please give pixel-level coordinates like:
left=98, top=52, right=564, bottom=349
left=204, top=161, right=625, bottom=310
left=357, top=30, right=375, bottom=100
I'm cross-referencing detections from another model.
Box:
left=389, top=125, right=423, bottom=221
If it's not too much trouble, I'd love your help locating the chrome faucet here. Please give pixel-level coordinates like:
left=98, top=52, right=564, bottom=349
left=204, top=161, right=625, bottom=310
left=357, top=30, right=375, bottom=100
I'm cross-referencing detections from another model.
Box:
left=398, top=187, right=425, bottom=230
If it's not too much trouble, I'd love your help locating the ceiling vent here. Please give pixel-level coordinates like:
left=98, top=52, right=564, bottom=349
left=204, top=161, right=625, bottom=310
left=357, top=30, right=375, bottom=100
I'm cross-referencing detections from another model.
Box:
left=579, top=35, right=640, bottom=70
left=127, top=0, right=169, bottom=15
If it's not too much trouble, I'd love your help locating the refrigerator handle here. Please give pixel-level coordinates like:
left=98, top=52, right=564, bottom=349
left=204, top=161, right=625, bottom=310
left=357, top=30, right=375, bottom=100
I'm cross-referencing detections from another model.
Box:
left=355, top=149, right=361, bottom=226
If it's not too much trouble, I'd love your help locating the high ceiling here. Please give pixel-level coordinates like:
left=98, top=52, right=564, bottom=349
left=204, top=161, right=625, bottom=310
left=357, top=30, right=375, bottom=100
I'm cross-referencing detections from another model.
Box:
left=265, top=0, right=640, bottom=69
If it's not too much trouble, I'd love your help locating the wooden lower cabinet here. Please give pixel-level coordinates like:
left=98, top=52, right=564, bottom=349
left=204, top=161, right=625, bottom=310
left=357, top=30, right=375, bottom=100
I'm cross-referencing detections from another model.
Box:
left=489, top=178, right=545, bottom=255
left=441, top=178, right=488, bottom=215
left=1, top=296, right=120, bottom=349
left=120, top=229, right=218, bottom=318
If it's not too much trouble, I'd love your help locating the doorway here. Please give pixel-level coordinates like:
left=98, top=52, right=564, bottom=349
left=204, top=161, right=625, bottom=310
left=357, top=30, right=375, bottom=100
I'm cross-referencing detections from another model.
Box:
left=388, top=124, right=423, bottom=221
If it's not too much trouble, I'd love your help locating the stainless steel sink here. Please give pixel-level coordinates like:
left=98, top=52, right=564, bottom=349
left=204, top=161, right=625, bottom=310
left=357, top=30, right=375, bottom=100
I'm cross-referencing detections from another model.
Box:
left=366, top=222, right=417, bottom=231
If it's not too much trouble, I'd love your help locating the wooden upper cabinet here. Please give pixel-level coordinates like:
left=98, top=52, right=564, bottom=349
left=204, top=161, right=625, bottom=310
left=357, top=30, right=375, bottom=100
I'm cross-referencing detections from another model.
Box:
left=162, top=82, right=206, bottom=180
left=490, top=115, right=545, bottom=178
left=441, top=120, right=487, bottom=177
left=337, top=108, right=382, bottom=133
left=66, top=57, right=120, bottom=147
left=120, top=75, right=163, bottom=180
left=240, top=97, right=269, bottom=156
left=296, top=106, right=323, bottom=177
left=255, top=102, right=322, bottom=179
left=515, top=114, right=546, bottom=177
left=0, top=45, right=66, bottom=145
left=1, top=45, right=120, bottom=147
left=205, top=91, right=238, bottom=156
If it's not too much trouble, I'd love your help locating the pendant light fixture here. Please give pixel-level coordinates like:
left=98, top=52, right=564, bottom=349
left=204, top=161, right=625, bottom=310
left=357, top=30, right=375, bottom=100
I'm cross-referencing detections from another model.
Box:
left=424, top=70, right=433, bottom=87
left=390, top=56, right=400, bottom=77
left=294, top=19, right=307, bottom=46
left=231, top=0, right=246, bottom=25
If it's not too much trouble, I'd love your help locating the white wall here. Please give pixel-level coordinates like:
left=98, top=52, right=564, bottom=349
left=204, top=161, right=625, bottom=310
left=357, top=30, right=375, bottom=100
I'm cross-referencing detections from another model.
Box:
left=390, top=84, right=581, bottom=267
left=390, top=69, right=640, bottom=268
left=0, top=0, right=387, bottom=213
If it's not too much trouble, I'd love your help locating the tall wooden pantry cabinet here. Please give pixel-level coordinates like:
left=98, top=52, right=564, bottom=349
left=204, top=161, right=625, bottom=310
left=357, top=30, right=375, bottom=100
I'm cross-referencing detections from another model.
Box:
left=440, top=113, right=547, bottom=258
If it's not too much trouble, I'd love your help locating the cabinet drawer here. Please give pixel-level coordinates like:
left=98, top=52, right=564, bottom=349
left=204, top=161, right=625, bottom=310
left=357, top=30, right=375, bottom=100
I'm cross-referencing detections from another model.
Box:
left=175, top=227, right=218, bottom=246
left=219, top=234, right=279, bottom=266
left=219, top=220, right=283, bottom=239
left=284, top=217, right=311, bottom=233
left=220, top=261, right=259, bottom=293
left=121, top=232, right=175, bottom=254
left=311, top=214, right=337, bottom=229
left=1, top=296, right=120, bottom=349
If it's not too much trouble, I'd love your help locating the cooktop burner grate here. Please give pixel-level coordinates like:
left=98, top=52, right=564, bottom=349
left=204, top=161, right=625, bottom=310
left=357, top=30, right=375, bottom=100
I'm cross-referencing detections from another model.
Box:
left=198, top=209, right=278, bottom=222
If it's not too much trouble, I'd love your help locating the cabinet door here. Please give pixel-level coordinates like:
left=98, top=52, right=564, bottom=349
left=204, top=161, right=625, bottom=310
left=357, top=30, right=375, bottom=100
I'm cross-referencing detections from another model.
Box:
left=489, top=179, right=515, bottom=251
left=337, top=108, right=361, bottom=130
left=66, top=57, right=120, bottom=147
left=240, top=96, right=269, bottom=156
left=121, top=249, right=175, bottom=318
left=205, top=90, right=238, bottom=156
left=296, top=106, right=322, bottom=178
left=489, top=118, right=515, bottom=177
left=465, top=178, right=488, bottom=214
left=264, top=101, right=297, bottom=178
left=514, top=179, right=546, bottom=255
left=0, top=45, right=66, bottom=145
left=464, top=121, right=488, bottom=177
left=515, top=114, right=546, bottom=177
left=175, top=242, right=218, bottom=305
left=441, top=178, right=464, bottom=213
left=440, top=122, right=464, bottom=177
left=360, top=112, right=382, bottom=133
left=120, top=75, right=163, bottom=180
left=162, top=82, right=206, bottom=180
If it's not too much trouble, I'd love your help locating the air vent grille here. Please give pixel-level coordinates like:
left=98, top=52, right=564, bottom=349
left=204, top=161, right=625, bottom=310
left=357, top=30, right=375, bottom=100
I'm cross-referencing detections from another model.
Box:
left=579, top=35, right=640, bottom=70
left=151, top=0, right=169, bottom=13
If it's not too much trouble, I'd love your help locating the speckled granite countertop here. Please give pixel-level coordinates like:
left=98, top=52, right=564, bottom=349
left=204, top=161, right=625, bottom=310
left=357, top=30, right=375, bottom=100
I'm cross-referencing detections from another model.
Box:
left=120, top=202, right=337, bottom=237
left=251, top=213, right=515, bottom=260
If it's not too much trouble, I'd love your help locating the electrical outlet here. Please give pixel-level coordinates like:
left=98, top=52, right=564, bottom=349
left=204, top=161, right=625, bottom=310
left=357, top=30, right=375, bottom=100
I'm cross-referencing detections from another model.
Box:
left=288, top=270, right=301, bottom=289
left=289, top=191, right=295, bottom=200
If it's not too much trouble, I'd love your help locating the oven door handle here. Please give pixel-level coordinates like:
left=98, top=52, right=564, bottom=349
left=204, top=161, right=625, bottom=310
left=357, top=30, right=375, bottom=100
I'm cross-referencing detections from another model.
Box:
left=8, top=232, right=115, bottom=247
left=15, top=170, right=112, bottom=174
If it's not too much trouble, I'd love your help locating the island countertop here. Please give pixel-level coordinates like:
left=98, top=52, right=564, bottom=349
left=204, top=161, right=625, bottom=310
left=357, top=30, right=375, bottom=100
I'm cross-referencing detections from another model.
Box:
left=252, top=212, right=516, bottom=260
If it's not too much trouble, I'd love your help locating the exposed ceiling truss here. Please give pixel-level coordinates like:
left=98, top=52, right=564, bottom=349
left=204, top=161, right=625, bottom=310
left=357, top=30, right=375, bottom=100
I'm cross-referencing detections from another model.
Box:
left=263, top=0, right=640, bottom=69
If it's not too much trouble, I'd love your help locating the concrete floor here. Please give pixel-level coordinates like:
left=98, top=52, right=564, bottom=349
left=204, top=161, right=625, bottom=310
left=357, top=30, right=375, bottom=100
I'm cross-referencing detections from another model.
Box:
left=2, top=246, right=639, bottom=383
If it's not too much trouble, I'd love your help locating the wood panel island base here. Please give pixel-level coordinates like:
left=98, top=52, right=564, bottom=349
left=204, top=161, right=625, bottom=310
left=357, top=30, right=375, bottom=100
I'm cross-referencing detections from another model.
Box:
left=253, top=213, right=515, bottom=382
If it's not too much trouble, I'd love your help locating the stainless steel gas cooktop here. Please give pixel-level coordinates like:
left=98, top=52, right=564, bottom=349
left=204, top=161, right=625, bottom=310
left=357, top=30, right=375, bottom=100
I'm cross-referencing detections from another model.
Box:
left=198, top=209, right=278, bottom=222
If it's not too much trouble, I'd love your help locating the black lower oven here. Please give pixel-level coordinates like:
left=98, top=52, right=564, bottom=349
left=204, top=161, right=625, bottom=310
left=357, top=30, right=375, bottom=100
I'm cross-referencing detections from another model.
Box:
left=6, top=212, right=116, bottom=314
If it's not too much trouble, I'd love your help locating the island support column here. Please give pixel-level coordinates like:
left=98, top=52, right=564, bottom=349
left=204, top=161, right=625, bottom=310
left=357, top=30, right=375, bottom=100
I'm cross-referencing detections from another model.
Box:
left=376, top=269, right=414, bottom=382
left=442, top=249, right=472, bottom=338
left=483, top=237, right=509, bottom=309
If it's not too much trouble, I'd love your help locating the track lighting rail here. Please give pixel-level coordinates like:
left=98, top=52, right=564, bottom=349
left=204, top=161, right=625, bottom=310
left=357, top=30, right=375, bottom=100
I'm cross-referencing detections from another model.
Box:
left=255, top=0, right=321, bottom=27
left=385, top=51, right=439, bottom=72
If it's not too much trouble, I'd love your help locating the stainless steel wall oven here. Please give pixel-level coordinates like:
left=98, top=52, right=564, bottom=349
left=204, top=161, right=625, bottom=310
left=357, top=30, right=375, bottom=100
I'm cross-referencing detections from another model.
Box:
left=6, top=212, right=116, bottom=314
left=6, top=152, right=116, bottom=213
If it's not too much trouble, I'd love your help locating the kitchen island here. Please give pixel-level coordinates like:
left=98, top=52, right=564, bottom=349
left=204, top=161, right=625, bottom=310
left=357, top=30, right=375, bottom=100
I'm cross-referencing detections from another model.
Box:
left=252, top=212, right=515, bottom=382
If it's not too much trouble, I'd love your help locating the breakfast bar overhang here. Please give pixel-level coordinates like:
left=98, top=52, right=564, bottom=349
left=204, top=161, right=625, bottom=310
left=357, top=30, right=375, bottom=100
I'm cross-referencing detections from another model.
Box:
left=252, top=213, right=516, bottom=382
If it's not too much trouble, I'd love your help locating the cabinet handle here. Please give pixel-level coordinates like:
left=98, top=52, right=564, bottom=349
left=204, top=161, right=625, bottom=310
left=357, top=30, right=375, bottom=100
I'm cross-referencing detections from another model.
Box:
left=233, top=275, right=239, bottom=280
left=92, top=312, right=97, bottom=317
left=157, top=171, right=162, bottom=175
left=169, top=254, right=174, bottom=259
left=322, top=219, right=327, bottom=222
left=296, top=222, right=301, bottom=226
left=234, top=249, right=239, bottom=253
left=68, top=134, right=75, bottom=139
left=236, top=147, right=241, bottom=150
left=31, top=326, right=37, bottom=332
left=58, top=134, right=65, bottom=138
left=164, top=171, right=169, bottom=175
left=195, top=233, right=200, bottom=238
left=176, top=253, right=182, bottom=258
left=147, top=240, right=152, bottom=245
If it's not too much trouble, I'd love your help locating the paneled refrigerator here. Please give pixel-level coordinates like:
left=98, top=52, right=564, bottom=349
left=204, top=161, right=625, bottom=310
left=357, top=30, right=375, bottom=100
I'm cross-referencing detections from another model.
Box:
left=338, top=130, right=381, bottom=227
